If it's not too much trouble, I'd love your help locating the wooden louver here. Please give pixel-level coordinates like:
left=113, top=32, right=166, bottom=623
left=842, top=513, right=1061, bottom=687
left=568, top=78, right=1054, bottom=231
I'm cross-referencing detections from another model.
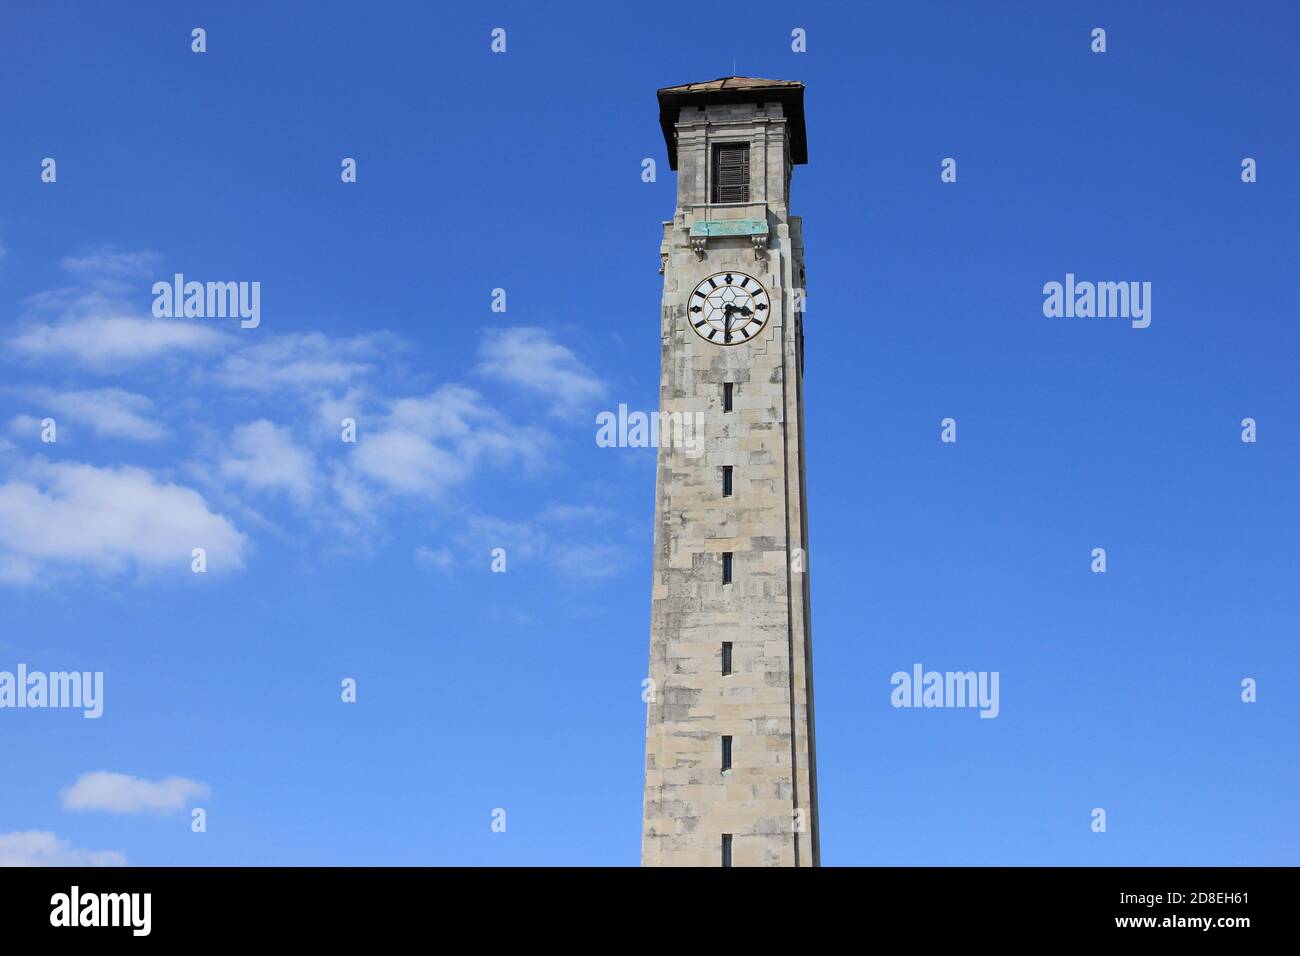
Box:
left=713, top=144, right=750, bottom=203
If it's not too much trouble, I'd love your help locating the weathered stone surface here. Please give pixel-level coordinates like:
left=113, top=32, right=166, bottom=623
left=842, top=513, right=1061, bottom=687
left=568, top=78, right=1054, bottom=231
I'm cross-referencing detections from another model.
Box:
left=642, top=80, right=819, bottom=868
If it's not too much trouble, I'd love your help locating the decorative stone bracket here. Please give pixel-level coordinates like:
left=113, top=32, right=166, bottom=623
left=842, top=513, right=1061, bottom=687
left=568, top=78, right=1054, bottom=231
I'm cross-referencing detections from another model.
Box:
left=688, top=219, right=770, bottom=261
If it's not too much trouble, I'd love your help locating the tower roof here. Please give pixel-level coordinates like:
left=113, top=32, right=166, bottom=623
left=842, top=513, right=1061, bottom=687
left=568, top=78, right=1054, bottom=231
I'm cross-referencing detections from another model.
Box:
left=657, top=77, right=807, bottom=170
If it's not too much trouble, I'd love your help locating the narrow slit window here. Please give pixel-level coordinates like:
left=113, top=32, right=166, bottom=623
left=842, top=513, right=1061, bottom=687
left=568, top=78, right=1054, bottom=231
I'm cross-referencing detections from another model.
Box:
left=723, top=382, right=733, bottom=412
left=721, top=834, right=733, bottom=868
left=722, top=466, right=733, bottom=497
left=712, top=143, right=750, bottom=204
left=721, top=735, right=732, bottom=771
left=722, top=551, right=733, bottom=585
left=721, top=642, right=733, bottom=676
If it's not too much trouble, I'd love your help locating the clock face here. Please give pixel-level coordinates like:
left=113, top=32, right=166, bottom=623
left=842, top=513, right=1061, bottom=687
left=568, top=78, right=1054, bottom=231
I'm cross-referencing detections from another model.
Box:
left=687, top=271, right=770, bottom=345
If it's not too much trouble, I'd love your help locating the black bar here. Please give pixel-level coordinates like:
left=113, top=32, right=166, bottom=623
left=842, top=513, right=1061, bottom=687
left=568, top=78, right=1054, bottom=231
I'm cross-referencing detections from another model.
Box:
left=0, top=866, right=1284, bottom=941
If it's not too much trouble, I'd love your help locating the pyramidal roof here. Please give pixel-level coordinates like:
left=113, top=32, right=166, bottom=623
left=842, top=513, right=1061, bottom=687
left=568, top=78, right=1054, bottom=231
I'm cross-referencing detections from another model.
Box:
left=657, top=76, right=803, bottom=95
left=657, top=77, right=806, bottom=169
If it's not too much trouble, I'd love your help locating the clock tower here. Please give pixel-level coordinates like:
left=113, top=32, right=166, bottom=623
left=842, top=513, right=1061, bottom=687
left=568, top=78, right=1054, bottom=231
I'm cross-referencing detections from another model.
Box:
left=642, top=77, right=819, bottom=867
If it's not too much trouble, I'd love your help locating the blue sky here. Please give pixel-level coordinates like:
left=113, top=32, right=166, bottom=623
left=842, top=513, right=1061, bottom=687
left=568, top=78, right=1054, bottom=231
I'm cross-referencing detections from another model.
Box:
left=0, top=1, right=1296, bottom=866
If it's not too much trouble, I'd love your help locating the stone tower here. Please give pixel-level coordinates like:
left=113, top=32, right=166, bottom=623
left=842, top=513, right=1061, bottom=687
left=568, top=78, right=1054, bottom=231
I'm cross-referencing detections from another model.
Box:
left=641, top=77, right=819, bottom=867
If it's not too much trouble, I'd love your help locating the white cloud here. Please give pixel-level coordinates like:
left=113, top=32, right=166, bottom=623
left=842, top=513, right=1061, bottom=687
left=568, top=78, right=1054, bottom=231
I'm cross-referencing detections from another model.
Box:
left=315, top=387, right=370, bottom=439
left=12, top=387, right=167, bottom=441
left=5, top=247, right=225, bottom=370
left=389, top=385, right=549, bottom=467
left=414, top=545, right=454, bottom=571
left=11, top=315, right=225, bottom=369
left=348, top=385, right=547, bottom=499
left=60, top=248, right=161, bottom=278
left=8, top=413, right=41, bottom=438
left=216, top=333, right=384, bottom=394
left=327, top=461, right=377, bottom=523
left=453, top=509, right=626, bottom=580
left=60, top=771, right=209, bottom=815
left=388, top=385, right=486, bottom=440
left=220, top=420, right=315, bottom=504
left=537, top=503, right=617, bottom=524
left=549, top=541, right=626, bottom=581
left=486, top=605, right=533, bottom=627
left=0, top=248, right=613, bottom=576
left=477, top=327, right=605, bottom=415
left=352, top=429, right=469, bottom=496
left=457, top=514, right=547, bottom=564
left=0, top=459, right=247, bottom=584
left=0, top=831, right=125, bottom=867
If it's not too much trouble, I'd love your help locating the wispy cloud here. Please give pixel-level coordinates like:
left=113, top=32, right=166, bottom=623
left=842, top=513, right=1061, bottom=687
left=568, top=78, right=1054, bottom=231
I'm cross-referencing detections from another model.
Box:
left=352, top=428, right=471, bottom=497
left=450, top=505, right=628, bottom=581
left=11, top=315, right=226, bottom=369
left=457, top=513, right=548, bottom=564
left=219, top=420, right=316, bottom=505
left=536, top=503, right=617, bottom=524
left=8, top=387, right=168, bottom=441
left=0, top=247, right=614, bottom=586
left=477, top=327, right=605, bottom=416
left=215, top=332, right=387, bottom=394
left=60, top=771, right=209, bottom=815
left=414, top=545, right=454, bottom=571
left=0, top=831, right=126, bottom=867
left=350, top=385, right=548, bottom=500
left=60, top=247, right=161, bottom=279
left=548, top=541, right=626, bottom=581
left=6, top=250, right=227, bottom=369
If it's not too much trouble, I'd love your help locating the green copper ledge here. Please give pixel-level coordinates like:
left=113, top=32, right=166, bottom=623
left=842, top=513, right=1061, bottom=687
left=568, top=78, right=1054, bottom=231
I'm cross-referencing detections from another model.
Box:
left=688, top=219, right=769, bottom=238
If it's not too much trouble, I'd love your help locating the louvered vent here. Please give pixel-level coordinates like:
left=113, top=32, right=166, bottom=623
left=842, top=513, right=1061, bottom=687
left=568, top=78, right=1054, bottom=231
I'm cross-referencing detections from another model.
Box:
left=712, top=143, right=750, bottom=203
